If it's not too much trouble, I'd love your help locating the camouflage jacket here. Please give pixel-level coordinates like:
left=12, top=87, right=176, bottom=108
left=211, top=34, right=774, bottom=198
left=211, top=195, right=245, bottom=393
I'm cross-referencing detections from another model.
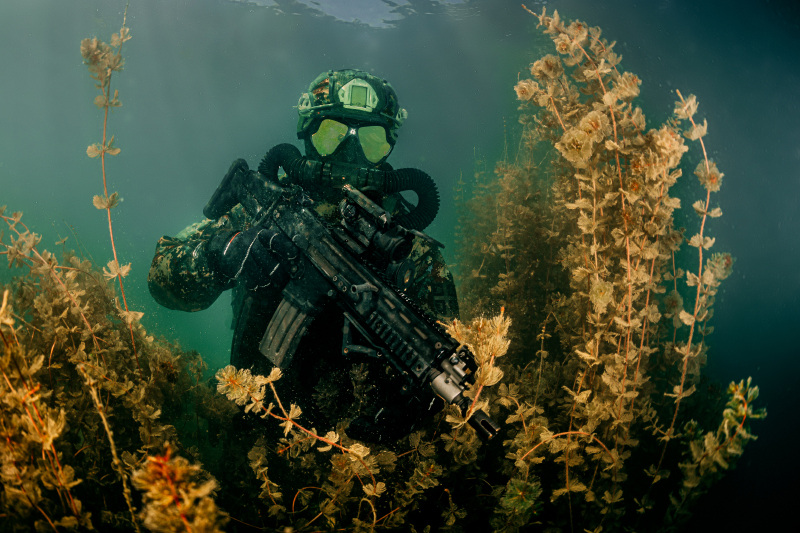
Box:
left=147, top=190, right=460, bottom=339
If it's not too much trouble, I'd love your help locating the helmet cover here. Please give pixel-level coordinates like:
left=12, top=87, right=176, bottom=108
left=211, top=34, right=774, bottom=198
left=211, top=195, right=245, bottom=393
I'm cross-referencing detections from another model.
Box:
left=297, top=69, right=408, bottom=145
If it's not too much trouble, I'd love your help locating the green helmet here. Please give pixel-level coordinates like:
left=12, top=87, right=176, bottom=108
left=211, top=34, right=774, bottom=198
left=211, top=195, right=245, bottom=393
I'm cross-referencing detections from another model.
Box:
left=297, top=69, right=408, bottom=165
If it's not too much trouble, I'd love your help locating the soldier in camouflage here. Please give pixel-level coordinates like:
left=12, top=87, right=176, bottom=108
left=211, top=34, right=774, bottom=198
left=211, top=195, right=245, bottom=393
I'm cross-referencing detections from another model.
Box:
left=148, top=69, right=459, bottom=442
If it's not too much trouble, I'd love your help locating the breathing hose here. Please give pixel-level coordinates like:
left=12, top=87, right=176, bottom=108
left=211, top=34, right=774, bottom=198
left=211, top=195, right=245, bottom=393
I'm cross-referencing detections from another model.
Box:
left=258, top=143, right=440, bottom=231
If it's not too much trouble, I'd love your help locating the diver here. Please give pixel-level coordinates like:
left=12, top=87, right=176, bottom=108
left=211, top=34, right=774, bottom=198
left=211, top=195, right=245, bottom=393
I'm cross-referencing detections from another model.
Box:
left=147, top=69, right=459, bottom=443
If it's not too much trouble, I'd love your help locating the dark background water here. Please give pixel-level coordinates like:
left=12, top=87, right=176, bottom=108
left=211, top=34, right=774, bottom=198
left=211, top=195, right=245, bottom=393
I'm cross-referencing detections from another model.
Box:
left=1, top=0, right=796, bottom=529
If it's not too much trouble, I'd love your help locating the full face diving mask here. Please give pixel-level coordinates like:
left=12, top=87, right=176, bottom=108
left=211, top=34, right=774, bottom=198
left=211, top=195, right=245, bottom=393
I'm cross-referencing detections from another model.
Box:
left=311, top=118, right=393, bottom=164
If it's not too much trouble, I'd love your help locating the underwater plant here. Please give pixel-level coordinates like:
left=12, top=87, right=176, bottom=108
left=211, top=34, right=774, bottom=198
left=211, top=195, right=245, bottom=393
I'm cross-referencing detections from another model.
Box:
left=451, top=6, right=765, bottom=531
left=131, top=443, right=227, bottom=533
left=1, top=5, right=764, bottom=533
left=80, top=2, right=143, bottom=380
left=0, top=203, right=238, bottom=531
left=1, top=10, right=236, bottom=532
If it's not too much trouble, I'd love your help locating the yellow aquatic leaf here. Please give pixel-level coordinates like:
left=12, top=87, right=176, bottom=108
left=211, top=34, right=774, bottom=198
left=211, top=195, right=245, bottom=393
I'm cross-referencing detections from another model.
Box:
left=317, top=431, right=339, bottom=452
left=684, top=118, right=708, bottom=141
left=602, top=90, right=618, bottom=106
left=687, top=234, right=704, bottom=248
left=678, top=310, right=695, bottom=326
left=103, top=259, right=132, bottom=280
left=109, top=89, right=121, bottom=107
left=477, top=365, right=504, bottom=387
left=255, top=367, right=282, bottom=385
left=348, top=443, right=370, bottom=459
left=674, top=93, right=698, bottom=120
left=86, top=143, right=102, bottom=158
left=363, top=482, right=386, bottom=497
left=514, top=79, right=540, bottom=102
left=93, top=192, right=120, bottom=210
left=106, top=135, right=121, bottom=156
left=120, top=309, right=144, bottom=325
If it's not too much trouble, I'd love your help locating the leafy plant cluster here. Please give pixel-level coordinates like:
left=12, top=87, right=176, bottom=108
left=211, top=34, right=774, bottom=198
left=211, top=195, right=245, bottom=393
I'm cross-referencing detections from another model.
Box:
left=451, top=6, right=765, bottom=531
left=1, top=13, right=233, bottom=532
left=0, top=208, right=235, bottom=532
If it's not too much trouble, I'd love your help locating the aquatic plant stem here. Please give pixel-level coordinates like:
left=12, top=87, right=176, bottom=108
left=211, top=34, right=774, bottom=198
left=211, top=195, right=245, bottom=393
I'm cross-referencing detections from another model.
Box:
left=536, top=11, right=634, bottom=526
left=622, top=253, right=658, bottom=441
left=466, top=353, right=496, bottom=420
left=291, top=486, right=324, bottom=513
left=7, top=459, right=58, bottom=532
left=618, top=182, right=666, bottom=445
left=93, top=3, right=142, bottom=381
left=549, top=96, right=567, bottom=131
left=655, top=198, right=711, bottom=461
left=376, top=506, right=402, bottom=525
left=1, top=215, right=103, bottom=357
left=519, top=431, right=614, bottom=465
left=1, top=365, right=80, bottom=518
left=356, top=497, right=378, bottom=531
left=531, top=314, right=552, bottom=414
left=79, top=365, right=140, bottom=533
left=563, top=366, right=589, bottom=531
left=654, top=90, right=714, bottom=475
left=263, top=381, right=378, bottom=489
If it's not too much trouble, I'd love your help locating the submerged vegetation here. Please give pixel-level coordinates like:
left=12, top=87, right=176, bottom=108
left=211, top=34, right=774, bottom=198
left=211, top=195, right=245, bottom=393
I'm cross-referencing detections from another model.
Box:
left=1, top=6, right=763, bottom=533
left=452, top=6, right=765, bottom=530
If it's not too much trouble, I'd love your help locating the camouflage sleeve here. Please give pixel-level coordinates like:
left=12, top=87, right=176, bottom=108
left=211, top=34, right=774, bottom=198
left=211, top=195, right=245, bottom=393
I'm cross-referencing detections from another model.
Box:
left=147, top=206, right=250, bottom=312
left=379, top=191, right=459, bottom=321
left=407, top=238, right=460, bottom=322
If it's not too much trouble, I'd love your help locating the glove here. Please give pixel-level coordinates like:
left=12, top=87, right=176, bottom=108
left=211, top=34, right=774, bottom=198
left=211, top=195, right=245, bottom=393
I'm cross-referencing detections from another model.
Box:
left=209, top=227, right=290, bottom=291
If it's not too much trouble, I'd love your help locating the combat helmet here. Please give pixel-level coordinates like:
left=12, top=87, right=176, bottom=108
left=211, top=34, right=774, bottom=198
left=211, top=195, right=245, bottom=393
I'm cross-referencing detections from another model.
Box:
left=297, top=69, right=408, bottom=167
left=254, top=69, right=439, bottom=231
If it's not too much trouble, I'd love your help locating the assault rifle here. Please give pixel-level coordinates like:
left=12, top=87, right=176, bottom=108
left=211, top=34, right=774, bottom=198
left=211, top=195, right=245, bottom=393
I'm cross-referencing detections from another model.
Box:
left=204, top=151, right=500, bottom=440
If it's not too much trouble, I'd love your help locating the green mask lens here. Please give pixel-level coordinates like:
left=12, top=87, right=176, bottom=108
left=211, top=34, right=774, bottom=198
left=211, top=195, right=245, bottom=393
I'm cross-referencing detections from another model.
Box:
left=312, top=119, right=349, bottom=156
left=311, top=119, right=392, bottom=163
left=358, top=125, right=392, bottom=163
